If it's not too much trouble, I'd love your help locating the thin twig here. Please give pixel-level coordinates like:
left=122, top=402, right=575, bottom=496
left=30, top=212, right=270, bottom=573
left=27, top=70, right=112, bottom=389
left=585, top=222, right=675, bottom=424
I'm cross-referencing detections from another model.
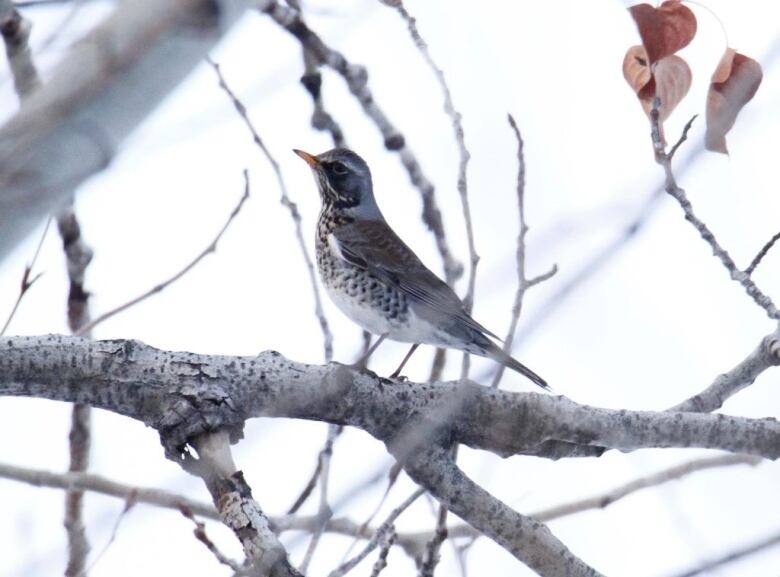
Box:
left=57, top=206, right=94, bottom=333
left=670, top=529, right=780, bottom=577
left=418, top=499, right=448, bottom=576
left=398, top=454, right=762, bottom=549
left=649, top=99, right=780, bottom=320
left=83, top=493, right=137, bottom=576
left=369, top=527, right=395, bottom=577
left=0, top=216, right=49, bottom=336
left=746, top=231, right=780, bottom=276
left=387, top=2, right=476, bottom=380
left=2, top=455, right=760, bottom=564
left=179, top=505, right=243, bottom=572
left=300, top=46, right=345, bottom=147
left=57, top=206, right=95, bottom=577
left=1, top=6, right=95, bottom=569
left=261, top=0, right=463, bottom=285
left=298, top=424, right=339, bottom=572
left=328, top=488, right=425, bottom=577
left=670, top=326, right=780, bottom=413
left=209, top=58, right=333, bottom=362
left=531, top=454, right=761, bottom=522
left=74, top=171, right=251, bottom=336
left=492, top=114, right=557, bottom=388
left=0, top=462, right=220, bottom=519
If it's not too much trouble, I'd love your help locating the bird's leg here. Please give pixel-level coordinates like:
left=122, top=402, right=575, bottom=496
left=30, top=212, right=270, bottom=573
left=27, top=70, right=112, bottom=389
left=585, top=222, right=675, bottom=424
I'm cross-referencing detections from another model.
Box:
left=353, top=332, right=389, bottom=370
left=390, top=343, right=419, bottom=378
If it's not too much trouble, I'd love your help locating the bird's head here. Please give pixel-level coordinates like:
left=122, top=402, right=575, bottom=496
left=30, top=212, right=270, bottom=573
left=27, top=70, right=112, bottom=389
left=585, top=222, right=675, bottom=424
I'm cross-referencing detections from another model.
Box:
left=294, top=148, right=378, bottom=214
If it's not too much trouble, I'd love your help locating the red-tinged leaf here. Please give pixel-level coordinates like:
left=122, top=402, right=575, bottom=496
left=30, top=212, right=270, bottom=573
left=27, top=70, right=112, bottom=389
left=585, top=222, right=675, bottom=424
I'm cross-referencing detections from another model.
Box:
left=629, top=1, right=697, bottom=64
left=623, top=46, right=691, bottom=126
left=705, top=48, right=763, bottom=153
left=642, top=55, right=692, bottom=122
left=622, top=45, right=652, bottom=96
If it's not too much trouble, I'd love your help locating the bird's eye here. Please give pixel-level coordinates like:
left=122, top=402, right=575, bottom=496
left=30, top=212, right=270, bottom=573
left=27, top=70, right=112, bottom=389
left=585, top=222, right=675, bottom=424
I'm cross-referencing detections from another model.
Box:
left=330, top=161, right=348, bottom=176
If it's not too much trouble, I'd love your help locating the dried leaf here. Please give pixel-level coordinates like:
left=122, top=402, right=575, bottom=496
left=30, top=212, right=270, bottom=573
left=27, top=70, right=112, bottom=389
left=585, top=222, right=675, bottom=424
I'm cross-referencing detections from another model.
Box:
left=622, top=45, right=652, bottom=96
left=629, top=1, right=697, bottom=64
left=623, top=46, right=691, bottom=123
left=643, top=55, right=692, bottom=122
left=705, top=48, right=763, bottom=153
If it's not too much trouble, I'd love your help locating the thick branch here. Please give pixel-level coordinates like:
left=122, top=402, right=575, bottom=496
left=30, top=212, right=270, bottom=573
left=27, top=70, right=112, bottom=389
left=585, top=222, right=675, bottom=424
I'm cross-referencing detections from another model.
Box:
left=671, top=325, right=780, bottom=413
left=2, top=336, right=780, bottom=462
left=0, top=0, right=247, bottom=262
left=400, top=445, right=603, bottom=577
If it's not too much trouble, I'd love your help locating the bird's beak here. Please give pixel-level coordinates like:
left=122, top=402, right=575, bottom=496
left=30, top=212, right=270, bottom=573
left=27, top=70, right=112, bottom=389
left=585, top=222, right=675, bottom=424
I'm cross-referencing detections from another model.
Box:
left=293, top=149, right=320, bottom=168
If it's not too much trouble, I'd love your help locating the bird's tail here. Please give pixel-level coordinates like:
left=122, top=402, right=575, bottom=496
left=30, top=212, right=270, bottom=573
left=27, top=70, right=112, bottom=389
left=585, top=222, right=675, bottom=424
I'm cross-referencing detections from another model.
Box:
left=483, top=341, right=550, bottom=391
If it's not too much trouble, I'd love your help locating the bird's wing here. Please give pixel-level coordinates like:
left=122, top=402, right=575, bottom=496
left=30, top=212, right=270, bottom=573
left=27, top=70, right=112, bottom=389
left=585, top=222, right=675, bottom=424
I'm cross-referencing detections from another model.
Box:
left=331, top=219, right=499, bottom=340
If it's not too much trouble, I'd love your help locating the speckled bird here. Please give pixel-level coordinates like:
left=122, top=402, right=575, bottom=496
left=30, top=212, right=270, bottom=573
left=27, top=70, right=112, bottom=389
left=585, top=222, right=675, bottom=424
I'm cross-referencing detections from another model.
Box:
left=294, top=147, right=548, bottom=390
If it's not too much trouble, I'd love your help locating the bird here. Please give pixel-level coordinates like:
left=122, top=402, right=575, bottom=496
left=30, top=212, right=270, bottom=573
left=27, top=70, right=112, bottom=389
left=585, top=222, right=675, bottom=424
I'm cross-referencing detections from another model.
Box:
left=293, top=147, right=549, bottom=391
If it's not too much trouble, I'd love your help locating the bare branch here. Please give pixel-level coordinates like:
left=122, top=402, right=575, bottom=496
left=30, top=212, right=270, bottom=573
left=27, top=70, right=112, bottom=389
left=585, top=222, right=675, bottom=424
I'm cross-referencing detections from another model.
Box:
left=0, top=0, right=41, bottom=99
left=2, top=5, right=96, bottom=568
left=402, top=444, right=604, bottom=577
left=0, top=217, right=49, bottom=336
left=2, top=453, right=761, bottom=565
left=418, top=498, right=448, bottom=577
left=5, top=336, right=780, bottom=574
left=209, top=58, right=333, bottom=362
left=56, top=207, right=94, bottom=333
left=0, top=0, right=247, bottom=262
left=298, top=424, right=339, bottom=572
left=260, top=0, right=463, bottom=285
left=3, top=336, right=780, bottom=461
left=649, top=99, right=780, bottom=320
left=746, top=231, right=780, bottom=277
left=368, top=527, right=395, bottom=577
left=300, top=46, right=345, bottom=147
left=184, top=432, right=302, bottom=577
left=670, top=529, right=780, bottom=577
left=492, top=114, right=557, bottom=388
left=0, top=461, right=220, bottom=520
left=667, top=114, right=698, bottom=160
left=671, top=325, right=780, bottom=413
left=328, top=488, right=425, bottom=577
left=533, top=454, right=761, bottom=521
left=399, top=453, right=763, bottom=548
left=74, top=171, right=251, bottom=336
left=180, top=505, right=243, bottom=572
left=64, top=402, right=91, bottom=577
left=57, top=206, right=96, bottom=577
left=84, top=493, right=137, bottom=576
left=384, top=2, right=476, bottom=379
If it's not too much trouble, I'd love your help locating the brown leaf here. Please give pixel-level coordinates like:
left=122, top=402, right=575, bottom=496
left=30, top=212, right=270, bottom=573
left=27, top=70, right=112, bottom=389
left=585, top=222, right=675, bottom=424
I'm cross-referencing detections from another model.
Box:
left=705, top=48, right=763, bottom=153
left=643, top=55, right=692, bottom=122
left=622, top=45, right=652, bottom=96
left=623, top=46, right=691, bottom=124
left=629, top=1, right=697, bottom=64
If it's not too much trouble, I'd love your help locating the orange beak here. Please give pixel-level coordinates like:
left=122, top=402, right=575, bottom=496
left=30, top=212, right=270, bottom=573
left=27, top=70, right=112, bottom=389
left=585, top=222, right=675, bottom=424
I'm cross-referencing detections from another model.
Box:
left=293, top=149, right=320, bottom=168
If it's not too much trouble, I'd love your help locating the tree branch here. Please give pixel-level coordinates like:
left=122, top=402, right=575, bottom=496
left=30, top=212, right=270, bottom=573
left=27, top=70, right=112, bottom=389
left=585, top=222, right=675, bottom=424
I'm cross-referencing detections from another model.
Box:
left=3, top=333, right=780, bottom=576
left=649, top=103, right=780, bottom=320
left=493, top=114, right=556, bottom=388
left=2, top=336, right=780, bottom=461
left=0, top=0, right=247, bottom=262
left=74, top=171, right=250, bottom=336
left=184, top=432, right=302, bottom=577
left=209, top=59, right=333, bottom=362
left=670, top=325, right=780, bottom=413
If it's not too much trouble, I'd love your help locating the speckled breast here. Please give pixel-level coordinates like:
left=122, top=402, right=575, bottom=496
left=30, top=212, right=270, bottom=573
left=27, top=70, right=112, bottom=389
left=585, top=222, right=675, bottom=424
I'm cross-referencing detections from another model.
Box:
left=316, top=208, right=410, bottom=333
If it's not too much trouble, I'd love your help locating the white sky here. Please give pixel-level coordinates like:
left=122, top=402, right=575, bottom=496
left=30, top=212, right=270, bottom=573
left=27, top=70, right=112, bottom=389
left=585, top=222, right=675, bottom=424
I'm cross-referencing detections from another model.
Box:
left=1, top=1, right=780, bottom=576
